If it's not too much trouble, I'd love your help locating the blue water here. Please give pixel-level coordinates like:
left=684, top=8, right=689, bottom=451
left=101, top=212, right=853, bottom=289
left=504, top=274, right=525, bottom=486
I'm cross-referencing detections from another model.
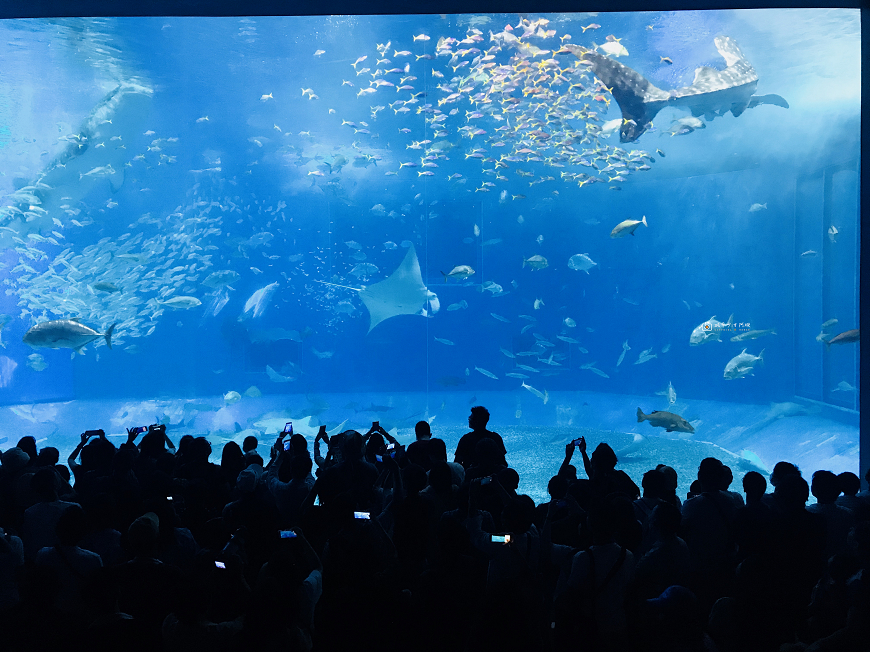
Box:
left=0, top=10, right=860, bottom=488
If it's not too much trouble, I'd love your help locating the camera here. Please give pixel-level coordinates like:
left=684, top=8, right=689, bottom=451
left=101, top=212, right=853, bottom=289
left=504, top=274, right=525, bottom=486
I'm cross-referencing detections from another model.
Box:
left=279, top=530, right=297, bottom=539
left=491, top=534, right=511, bottom=544
left=353, top=511, right=370, bottom=520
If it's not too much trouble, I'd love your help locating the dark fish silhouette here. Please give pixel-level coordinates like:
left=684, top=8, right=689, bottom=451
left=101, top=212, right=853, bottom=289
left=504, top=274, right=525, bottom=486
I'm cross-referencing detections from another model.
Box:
left=562, top=36, right=788, bottom=142
left=825, top=328, right=859, bottom=349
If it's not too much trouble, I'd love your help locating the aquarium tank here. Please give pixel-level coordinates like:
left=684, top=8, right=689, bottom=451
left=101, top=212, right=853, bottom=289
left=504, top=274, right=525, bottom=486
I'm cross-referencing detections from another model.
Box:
left=0, top=9, right=861, bottom=501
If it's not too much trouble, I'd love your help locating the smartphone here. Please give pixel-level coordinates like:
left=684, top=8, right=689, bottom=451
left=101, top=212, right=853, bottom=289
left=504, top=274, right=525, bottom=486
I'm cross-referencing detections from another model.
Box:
left=283, top=440, right=291, bottom=452
left=571, top=438, right=584, bottom=447
left=166, top=496, right=173, bottom=502
left=133, top=426, right=149, bottom=435
left=373, top=421, right=379, bottom=428
left=386, top=443, right=396, bottom=450
left=84, top=429, right=103, bottom=438
left=375, top=454, right=384, bottom=463
left=353, top=511, right=370, bottom=520
left=481, top=477, right=491, bottom=485
left=214, top=561, right=226, bottom=569
left=283, top=422, right=293, bottom=435
left=279, top=530, right=297, bottom=539
left=491, top=534, right=511, bottom=544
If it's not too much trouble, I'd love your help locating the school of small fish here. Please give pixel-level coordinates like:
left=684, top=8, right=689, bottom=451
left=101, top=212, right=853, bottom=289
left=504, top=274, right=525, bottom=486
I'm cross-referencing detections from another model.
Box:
left=0, top=15, right=855, bottom=414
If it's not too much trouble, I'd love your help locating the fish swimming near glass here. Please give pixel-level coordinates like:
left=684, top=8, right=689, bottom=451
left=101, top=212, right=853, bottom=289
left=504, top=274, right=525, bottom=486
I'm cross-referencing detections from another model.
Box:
left=637, top=407, right=695, bottom=433
left=23, top=319, right=116, bottom=353
left=561, top=36, right=788, bottom=142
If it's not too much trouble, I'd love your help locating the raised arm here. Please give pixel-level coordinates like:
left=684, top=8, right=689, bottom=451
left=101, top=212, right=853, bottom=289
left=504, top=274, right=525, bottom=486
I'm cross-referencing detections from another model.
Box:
left=68, top=431, right=95, bottom=474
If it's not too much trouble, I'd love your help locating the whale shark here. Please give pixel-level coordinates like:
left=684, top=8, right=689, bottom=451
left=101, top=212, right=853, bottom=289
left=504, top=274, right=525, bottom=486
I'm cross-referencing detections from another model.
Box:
left=0, top=80, right=153, bottom=248
left=561, top=36, right=788, bottom=142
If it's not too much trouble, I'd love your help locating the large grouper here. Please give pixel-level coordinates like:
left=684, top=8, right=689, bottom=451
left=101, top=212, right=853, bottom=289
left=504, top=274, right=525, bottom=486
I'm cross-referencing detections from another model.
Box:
left=23, top=319, right=116, bottom=353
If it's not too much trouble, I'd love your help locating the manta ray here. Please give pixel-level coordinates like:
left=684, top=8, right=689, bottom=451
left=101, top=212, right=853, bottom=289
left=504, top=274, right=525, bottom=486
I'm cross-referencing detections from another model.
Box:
left=318, top=245, right=438, bottom=333
left=562, top=36, right=788, bottom=142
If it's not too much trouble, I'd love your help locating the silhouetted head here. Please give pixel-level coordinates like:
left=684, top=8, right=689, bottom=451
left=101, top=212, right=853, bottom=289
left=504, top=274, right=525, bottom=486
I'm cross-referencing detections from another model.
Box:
left=838, top=472, right=860, bottom=497
left=656, top=465, right=678, bottom=493
left=774, top=474, right=809, bottom=511
left=770, top=461, right=800, bottom=487
left=498, top=467, right=520, bottom=492
left=16, top=436, right=37, bottom=462
left=242, top=435, right=258, bottom=453
left=502, top=495, right=535, bottom=535
left=698, top=457, right=724, bottom=492
left=651, top=502, right=682, bottom=537
left=289, top=434, right=308, bottom=454
left=642, top=469, right=668, bottom=499
left=290, top=454, right=313, bottom=481
left=56, top=504, right=87, bottom=546
left=221, top=441, right=245, bottom=471
left=742, top=471, right=767, bottom=501
left=36, top=447, right=59, bottom=467
left=31, top=468, right=58, bottom=501
left=720, top=465, right=734, bottom=491
left=547, top=475, right=568, bottom=500
left=415, top=420, right=431, bottom=440
left=340, top=431, right=365, bottom=460
left=127, top=512, right=160, bottom=557
left=140, top=431, right=166, bottom=459
left=591, top=442, right=617, bottom=475
left=468, top=406, right=490, bottom=431
left=427, top=438, right=447, bottom=462
left=428, top=461, right=452, bottom=493
left=191, top=437, right=212, bottom=463
left=811, top=470, right=840, bottom=504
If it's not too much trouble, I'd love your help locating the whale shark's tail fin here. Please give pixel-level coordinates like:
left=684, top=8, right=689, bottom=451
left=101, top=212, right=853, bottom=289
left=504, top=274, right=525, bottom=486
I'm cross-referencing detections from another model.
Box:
left=560, top=44, right=669, bottom=141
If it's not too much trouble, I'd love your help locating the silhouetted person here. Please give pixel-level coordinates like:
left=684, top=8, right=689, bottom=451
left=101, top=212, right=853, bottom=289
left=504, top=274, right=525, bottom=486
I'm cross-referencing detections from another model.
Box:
left=567, top=437, right=639, bottom=506
left=453, top=406, right=507, bottom=470
left=110, top=512, right=184, bottom=649
left=22, top=468, right=79, bottom=560
left=733, top=470, right=773, bottom=562
left=836, top=471, right=868, bottom=520
left=762, top=461, right=801, bottom=511
left=407, top=420, right=446, bottom=473
left=680, top=458, right=737, bottom=609
left=808, top=470, right=855, bottom=558
left=632, top=502, right=690, bottom=600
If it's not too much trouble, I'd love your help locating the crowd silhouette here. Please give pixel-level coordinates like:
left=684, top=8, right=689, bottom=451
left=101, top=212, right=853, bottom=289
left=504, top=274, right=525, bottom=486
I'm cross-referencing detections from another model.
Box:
left=0, top=405, right=867, bottom=652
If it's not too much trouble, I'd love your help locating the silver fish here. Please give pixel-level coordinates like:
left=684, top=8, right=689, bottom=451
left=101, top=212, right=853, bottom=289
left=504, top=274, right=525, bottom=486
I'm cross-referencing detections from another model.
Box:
left=23, top=319, right=116, bottom=352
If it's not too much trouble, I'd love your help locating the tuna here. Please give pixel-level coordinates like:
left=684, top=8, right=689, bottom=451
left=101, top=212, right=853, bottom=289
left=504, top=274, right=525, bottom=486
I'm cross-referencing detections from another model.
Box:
left=23, top=319, right=116, bottom=352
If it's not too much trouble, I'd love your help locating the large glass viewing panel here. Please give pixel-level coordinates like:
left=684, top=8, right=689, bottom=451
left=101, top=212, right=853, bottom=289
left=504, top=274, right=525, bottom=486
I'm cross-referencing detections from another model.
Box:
left=0, top=10, right=859, bottom=499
